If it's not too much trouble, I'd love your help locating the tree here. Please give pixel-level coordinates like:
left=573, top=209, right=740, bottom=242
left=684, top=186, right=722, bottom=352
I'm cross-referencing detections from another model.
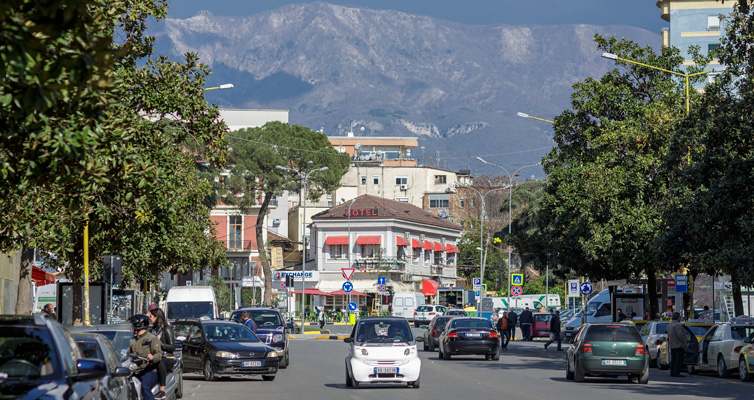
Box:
left=457, top=219, right=507, bottom=291
left=216, top=122, right=350, bottom=305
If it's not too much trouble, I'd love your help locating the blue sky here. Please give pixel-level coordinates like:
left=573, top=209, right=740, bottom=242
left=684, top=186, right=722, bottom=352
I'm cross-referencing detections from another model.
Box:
left=166, top=0, right=667, bottom=33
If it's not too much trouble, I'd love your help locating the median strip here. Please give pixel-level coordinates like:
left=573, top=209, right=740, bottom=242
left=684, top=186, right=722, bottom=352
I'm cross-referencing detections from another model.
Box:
left=316, top=335, right=349, bottom=340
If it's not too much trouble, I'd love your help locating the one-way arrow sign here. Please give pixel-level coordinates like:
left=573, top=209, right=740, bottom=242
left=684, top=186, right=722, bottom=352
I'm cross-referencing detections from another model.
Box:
left=342, top=268, right=356, bottom=281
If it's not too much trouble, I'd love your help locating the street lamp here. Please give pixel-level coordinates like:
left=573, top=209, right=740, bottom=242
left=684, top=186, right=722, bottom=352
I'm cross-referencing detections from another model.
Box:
left=276, top=163, right=329, bottom=332
left=516, top=112, right=554, bottom=124
left=601, top=52, right=723, bottom=115
left=476, top=157, right=541, bottom=313
left=345, top=198, right=356, bottom=324
left=202, top=83, right=235, bottom=91
left=454, top=182, right=510, bottom=315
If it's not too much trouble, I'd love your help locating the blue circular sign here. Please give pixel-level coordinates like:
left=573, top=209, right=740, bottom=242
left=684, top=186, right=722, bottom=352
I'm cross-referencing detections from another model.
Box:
left=342, top=281, right=354, bottom=293
left=348, top=302, right=358, bottom=311
left=580, top=282, right=593, bottom=296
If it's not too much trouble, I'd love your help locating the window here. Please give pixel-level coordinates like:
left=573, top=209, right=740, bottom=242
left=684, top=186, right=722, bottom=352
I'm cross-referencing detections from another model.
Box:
left=361, top=175, right=367, bottom=185
left=229, top=215, right=242, bottom=249
left=360, top=244, right=379, bottom=258
left=395, top=176, right=408, bottom=185
left=394, top=197, right=409, bottom=203
left=708, top=43, right=719, bottom=55
left=329, top=244, right=347, bottom=259
left=373, top=175, right=379, bottom=185
left=459, top=198, right=465, bottom=208
left=327, top=196, right=332, bottom=207
left=429, top=194, right=450, bottom=209
left=397, top=246, right=406, bottom=260
left=434, top=175, right=447, bottom=184
left=413, top=247, right=422, bottom=261
left=707, top=15, right=720, bottom=31
left=434, top=251, right=443, bottom=265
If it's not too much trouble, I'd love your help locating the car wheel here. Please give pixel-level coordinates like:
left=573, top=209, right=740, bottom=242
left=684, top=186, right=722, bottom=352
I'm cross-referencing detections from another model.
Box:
left=442, top=346, right=451, bottom=360
left=203, top=359, right=215, bottom=382
left=262, top=375, right=275, bottom=381
left=423, top=339, right=429, bottom=351
left=649, top=356, right=657, bottom=368
left=638, top=367, right=650, bottom=384
left=279, top=350, right=289, bottom=369
left=492, top=350, right=500, bottom=361
left=175, top=369, right=184, bottom=398
left=566, top=358, right=574, bottom=380
left=410, top=377, right=420, bottom=388
left=718, top=355, right=730, bottom=378
left=352, top=378, right=360, bottom=389
left=657, top=355, right=668, bottom=370
left=740, top=358, right=754, bottom=382
left=573, top=361, right=585, bottom=382
left=345, top=367, right=353, bottom=387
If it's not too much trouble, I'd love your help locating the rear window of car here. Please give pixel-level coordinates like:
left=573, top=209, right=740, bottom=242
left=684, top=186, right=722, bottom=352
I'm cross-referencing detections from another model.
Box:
left=417, top=306, right=433, bottom=312
left=685, top=325, right=709, bottom=337
left=451, top=319, right=492, bottom=329
left=655, top=323, right=668, bottom=334
left=436, top=317, right=452, bottom=330
left=534, top=314, right=551, bottom=322
left=585, top=325, right=642, bottom=342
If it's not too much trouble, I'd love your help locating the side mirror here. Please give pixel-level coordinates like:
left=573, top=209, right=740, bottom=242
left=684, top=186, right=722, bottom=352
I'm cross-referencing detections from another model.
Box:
left=189, top=337, right=201, bottom=344
left=72, top=359, right=108, bottom=381
left=113, top=366, right=131, bottom=377
left=343, top=337, right=354, bottom=343
left=415, top=337, right=424, bottom=342
left=745, top=337, right=752, bottom=344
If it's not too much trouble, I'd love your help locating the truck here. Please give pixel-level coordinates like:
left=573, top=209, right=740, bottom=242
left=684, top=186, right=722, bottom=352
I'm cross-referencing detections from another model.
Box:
left=164, top=285, right=219, bottom=320
left=493, top=294, right=561, bottom=311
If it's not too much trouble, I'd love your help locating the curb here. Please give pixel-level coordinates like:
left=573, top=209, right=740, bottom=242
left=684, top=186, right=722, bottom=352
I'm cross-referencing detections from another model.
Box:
left=304, top=330, right=331, bottom=335
left=316, top=335, right=349, bottom=340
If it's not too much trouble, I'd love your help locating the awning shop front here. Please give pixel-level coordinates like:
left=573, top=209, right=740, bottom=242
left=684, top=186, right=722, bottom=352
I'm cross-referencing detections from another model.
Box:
left=325, top=236, right=349, bottom=245
left=396, top=237, right=407, bottom=246
left=356, top=236, right=382, bottom=245
left=422, top=279, right=440, bottom=296
left=423, top=241, right=433, bottom=250
left=433, top=242, right=444, bottom=252
left=411, top=239, right=422, bottom=248
left=446, top=243, right=459, bottom=253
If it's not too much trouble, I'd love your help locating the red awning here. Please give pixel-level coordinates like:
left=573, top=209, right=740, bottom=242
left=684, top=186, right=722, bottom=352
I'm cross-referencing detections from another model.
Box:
left=411, top=239, right=422, bottom=248
left=325, top=236, right=349, bottom=245
left=422, top=279, right=440, bottom=296
left=356, top=236, right=382, bottom=245
left=31, top=266, right=56, bottom=286
left=446, top=244, right=459, bottom=253
left=423, top=240, right=433, bottom=250
left=433, top=242, right=444, bottom=252
left=396, top=237, right=407, bottom=246
left=329, top=289, right=368, bottom=296
left=292, top=287, right=332, bottom=296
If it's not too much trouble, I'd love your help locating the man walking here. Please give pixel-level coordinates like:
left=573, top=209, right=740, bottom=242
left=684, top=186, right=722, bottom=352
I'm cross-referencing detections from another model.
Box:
left=544, top=310, right=562, bottom=351
left=317, top=307, right=325, bottom=329
left=496, top=311, right=509, bottom=351
left=507, top=309, right=518, bottom=341
left=667, top=312, right=688, bottom=377
left=241, top=311, right=257, bottom=334
left=519, top=307, right=533, bottom=341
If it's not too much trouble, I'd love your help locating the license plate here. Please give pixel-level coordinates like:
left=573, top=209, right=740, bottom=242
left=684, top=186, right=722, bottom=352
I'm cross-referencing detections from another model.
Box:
left=466, top=333, right=481, bottom=337
left=242, top=361, right=262, bottom=367
left=601, top=359, right=626, bottom=366
left=374, top=367, right=398, bottom=374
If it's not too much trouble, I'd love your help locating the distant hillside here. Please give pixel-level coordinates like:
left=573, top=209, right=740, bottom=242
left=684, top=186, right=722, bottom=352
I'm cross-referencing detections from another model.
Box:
left=152, top=2, right=658, bottom=176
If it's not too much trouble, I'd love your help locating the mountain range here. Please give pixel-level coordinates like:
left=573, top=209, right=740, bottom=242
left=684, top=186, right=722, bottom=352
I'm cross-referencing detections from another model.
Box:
left=152, top=2, right=659, bottom=176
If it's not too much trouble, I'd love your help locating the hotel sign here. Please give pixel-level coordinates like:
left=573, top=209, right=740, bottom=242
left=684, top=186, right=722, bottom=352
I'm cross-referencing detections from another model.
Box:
left=344, top=208, right=379, bottom=217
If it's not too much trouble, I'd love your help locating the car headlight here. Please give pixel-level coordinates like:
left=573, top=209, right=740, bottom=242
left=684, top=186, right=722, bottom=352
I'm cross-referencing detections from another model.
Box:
left=267, top=351, right=278, bottom=358
left=215, top=351, right=238, bottom=359
left=354, top=347, right=368, bottom=357
left=273, top=334, right=284, bottom=342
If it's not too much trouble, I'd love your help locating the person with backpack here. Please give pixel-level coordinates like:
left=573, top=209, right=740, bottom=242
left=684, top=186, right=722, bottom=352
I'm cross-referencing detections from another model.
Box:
left=496, top=311, right=509, bottom=351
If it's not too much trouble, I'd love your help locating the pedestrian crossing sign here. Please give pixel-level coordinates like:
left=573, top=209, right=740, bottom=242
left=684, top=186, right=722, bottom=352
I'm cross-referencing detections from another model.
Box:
left=511, top=273, right=523, bottom=285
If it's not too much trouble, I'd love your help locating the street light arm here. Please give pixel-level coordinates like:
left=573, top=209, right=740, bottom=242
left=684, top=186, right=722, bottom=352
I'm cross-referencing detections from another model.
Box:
left=516, top=112, right=554, bottom=124
left=202, top=83, right=234, bottom=91
left=602, top=52, right=684, bottom=78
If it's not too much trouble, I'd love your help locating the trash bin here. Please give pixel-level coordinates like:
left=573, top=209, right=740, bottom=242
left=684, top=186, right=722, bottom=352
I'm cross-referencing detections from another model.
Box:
left=349, top=313, right=356, bottom=324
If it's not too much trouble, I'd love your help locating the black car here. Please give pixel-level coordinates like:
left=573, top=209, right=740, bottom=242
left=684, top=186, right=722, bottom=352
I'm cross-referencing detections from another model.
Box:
left=0, top=314, right=109, bottom=400
left=72, top=333, right=134, bottom=400
left=423, top=315, right=454, bottom=351
left=438, top=317, right=500, bottom=360
left=230, top=307, right=292, bottom=368
left=173, top=319, right=279, bottom=381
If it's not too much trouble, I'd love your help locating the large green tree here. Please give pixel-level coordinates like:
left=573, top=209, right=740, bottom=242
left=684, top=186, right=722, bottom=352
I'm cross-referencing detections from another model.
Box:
left=217, top=122, right=350, bottom=305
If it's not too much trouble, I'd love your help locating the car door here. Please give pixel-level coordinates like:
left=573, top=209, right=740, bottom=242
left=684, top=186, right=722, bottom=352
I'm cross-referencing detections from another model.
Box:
left=683, top=326, right=700, bottom=365
left=708, top=325, right=725, bottom=367
left=394, top=297, right=404, bottom=318
left=181, top=323, right=203, bottom=372
left=700, top=325, right=717, bottom=366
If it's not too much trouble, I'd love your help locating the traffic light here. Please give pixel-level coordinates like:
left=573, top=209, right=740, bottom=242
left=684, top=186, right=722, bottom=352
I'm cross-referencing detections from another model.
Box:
left=103, top=255, right=122, bottom=286
left=285, top=274, right=294, bottom=288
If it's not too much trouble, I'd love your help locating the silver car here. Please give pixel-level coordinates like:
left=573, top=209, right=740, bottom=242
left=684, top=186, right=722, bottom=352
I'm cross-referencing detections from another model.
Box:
left=414, top=305, right=448, bottom=327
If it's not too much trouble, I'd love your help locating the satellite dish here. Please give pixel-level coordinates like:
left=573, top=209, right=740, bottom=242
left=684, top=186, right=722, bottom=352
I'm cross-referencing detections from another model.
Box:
left=354, top=143, right=361, bottom=150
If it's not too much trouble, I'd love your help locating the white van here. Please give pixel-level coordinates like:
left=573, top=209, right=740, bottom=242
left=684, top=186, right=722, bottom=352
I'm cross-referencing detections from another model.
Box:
left=165, top=286, right=219, bottom=320
left=392, top=292, right=426, bottom=320
left=563, top=289, right=611, bottom=341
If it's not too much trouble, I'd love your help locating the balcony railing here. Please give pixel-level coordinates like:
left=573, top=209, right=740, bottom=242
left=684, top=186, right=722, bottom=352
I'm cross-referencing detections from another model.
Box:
left=354, top=257, right=406, bottom=272
left=225, top=239, right=255, bottom=251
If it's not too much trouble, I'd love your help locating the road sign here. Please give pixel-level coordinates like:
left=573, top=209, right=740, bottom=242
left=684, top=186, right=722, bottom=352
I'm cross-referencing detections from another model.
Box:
left=377, top=277, right=386, bottom=285
left=481, top=284, right=487, bottom=292
left=475, top=291, right=481, bottom=298
left=580, top=282, right=593, bottom=296
left=342, top=268, right=356, bottom=281
left=675, top=275, right=688, bottom=293
left=342, top=281, right=354, bottom=293
left=568, top=279, right=580, bottom=297
left=186, top=281, right=192, bottom=286
left=511, top=285, right=522, bottom=297
left=473, top=278, right=482, bottom=286
left=280, top=282, right=287, bottom=290
left=511, top=274, right=523, bottom=285
left=348, top=302, right=358, bottom=311
left=377, top=284, right=386, bottom=293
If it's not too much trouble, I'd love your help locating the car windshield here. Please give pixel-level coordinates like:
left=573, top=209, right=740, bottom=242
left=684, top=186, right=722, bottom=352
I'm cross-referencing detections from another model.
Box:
left=356, top=320, right=413, bottom=344
left=731, top=326, right=754, bottom=340
left=451, top=319, right=492, bottom=329
left=585, top=325, right=642, bottom=342
left=251, top=311, right=283, bottom=327
left=203, top=324, right=260, bottom=342
left=0, top=327, right=61, bottom=380
left=416, top=306, right=433, bottom=312
left=167, top=302, right=214, bottom=319
left=685, top=325, right=709, bottom=337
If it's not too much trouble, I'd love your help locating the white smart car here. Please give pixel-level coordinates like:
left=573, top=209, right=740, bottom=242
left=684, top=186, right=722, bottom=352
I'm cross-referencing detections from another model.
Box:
left=344, top=317, right=423, bottom=389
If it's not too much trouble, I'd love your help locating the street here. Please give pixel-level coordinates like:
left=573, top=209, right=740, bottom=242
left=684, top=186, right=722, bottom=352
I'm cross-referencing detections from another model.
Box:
left=180, top=326, right=751, bottom=400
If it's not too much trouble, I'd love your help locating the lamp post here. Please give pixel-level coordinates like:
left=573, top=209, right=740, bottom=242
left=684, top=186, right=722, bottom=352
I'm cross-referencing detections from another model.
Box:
left=202, top=83, right=235, bottom=91
left=476, top=157, right=541, bottom=313
left=601, top=52, right=722, bottom=115
left=454, top=182, right=510, bottom=315
left=346, top=198, right=356, bottom=324
left=276, top=163, right=329, bottom=332
left=516, top=112, right=554, bottom=124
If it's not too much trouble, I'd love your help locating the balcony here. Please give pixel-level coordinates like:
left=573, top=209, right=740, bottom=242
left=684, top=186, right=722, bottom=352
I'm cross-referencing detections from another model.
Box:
left=225, top=239, right=255, bottom=252
left=354, top=257, right=406, bottom=272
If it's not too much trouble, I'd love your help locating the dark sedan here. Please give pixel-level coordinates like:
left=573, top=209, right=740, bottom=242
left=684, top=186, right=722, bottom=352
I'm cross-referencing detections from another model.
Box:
left=423, top=315, right=454, bottom=351
left=438, top=317, right=500, bottom=360
left=173, top=319, right=279, bottom=381
left=72, top=333, right=134, bottom=400
left=230, top=308, right=291, bottom=368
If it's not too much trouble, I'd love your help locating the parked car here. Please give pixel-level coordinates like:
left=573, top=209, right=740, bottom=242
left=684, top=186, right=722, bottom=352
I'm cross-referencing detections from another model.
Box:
left=423, top=315, right=453, bottom=351
left=392, top=292, right=426, bottom=320
left=344, top=317, right=422, bottom=389
left=72, top=333, right=135, bottom=400
left=445, top=309, right=467, bottom=317
left=437, top=317, right=499, bottom=361
left=692, top=317, right=754, bottom=378
left=736, top=331, right=754, bottom=381
left=0, top=314, right=109, bottom=399
left=532, top=312, right=552, bottom=338
left=654, top=324, right=701, bottom=370
left=230, top=307, right=292, bottom=368
left=638, top=320, right=670, bottom=367
left=413, top=305, right=448, bottom=327
left=173, top=319, right=279, bottom=381
left=565, top=323, right=649, bottom=384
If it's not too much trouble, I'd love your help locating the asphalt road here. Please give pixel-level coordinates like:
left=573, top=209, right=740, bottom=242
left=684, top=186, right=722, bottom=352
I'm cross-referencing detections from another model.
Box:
left=182, top=326, right=754, bottom=400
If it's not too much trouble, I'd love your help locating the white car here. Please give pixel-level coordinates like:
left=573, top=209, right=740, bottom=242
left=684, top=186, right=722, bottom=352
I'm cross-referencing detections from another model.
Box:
left=414, top=305, right=448, bottom=327
left=344, top=317, right=423, bottom=389
left=693, top=317, right=754, bottom=377
left=639, top=320, right=670, bottom=366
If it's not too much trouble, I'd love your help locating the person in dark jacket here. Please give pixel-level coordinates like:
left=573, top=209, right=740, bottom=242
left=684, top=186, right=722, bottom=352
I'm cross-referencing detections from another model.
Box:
left=148, top=307, right=174, bottom=400
left=667, top=312, right=688, bottom=377
left=519, top=307, right=534, bottom=341
left=507, top=310, right=518, bottom=341
left=496, top=312, right=509, bottom=350
left=129, top=314, right=161, bottom=400
left=544, top=310, right=562, bottom=351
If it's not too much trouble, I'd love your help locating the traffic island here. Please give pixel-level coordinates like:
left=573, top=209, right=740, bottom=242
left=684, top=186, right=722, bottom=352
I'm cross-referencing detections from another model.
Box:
left=315, top=334, right=350, bottom=340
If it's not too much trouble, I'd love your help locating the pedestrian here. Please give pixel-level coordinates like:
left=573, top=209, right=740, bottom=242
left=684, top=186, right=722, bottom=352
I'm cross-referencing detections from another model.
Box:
left=41, top=303, right=56, bottom=320
left=664, top=306, right=674, bottom=319
left=667, top=312, right=688, bottom=377
left=317, top=307, right=325, bottom=329
left=700, top=305, right=713, bottom=321
left=643, top=309, right=651, bottom=321
left=128, top=314, right=161, bottom=400
left=507, top=309, right=518, bottom=341
left=496, top=311, right=509, bottom=351
left=544, top=310, right=562, bottom=351
left=519, top=307, right=533, bottom=341
left=148, top=307, right=174, bottom=400
left=241, top=311, right=257, bottom=334
left=616, top=308, right=627, bottom=322
left=631, top=312, right=637, bottom=320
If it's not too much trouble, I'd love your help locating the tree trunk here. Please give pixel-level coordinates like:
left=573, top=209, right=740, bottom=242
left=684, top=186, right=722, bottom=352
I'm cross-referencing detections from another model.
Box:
left=647, top=269, right=659, bottom=319
left=733, top=282, right=744, bottom=317
left=15, top=246, right=35, bottom=315
left=256, top=192, right=273, bottom=305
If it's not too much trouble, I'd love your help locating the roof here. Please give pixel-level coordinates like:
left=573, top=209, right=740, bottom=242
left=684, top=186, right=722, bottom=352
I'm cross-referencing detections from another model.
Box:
left=311, top=195, right=462, bottom=231
left=267, top=231, right=292, bottom=243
